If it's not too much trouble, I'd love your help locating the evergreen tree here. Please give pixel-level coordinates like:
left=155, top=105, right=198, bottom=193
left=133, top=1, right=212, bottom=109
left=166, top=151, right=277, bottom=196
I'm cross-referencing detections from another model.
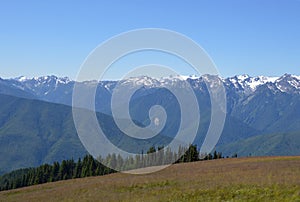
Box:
left=74, top=158, right=82, bottom=178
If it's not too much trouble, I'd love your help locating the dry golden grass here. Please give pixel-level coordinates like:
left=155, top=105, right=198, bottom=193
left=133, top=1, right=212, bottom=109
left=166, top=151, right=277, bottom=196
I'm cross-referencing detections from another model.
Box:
left=0, top=156, right=300, bottom=201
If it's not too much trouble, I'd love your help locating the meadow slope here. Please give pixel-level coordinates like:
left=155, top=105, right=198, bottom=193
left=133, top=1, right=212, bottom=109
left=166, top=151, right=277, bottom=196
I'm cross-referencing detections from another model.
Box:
left=0, top=156, right=299, bottom=202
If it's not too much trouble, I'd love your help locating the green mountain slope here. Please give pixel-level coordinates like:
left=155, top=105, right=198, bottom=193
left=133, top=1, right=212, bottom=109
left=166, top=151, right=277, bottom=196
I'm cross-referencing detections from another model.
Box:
left=0, top=94, right=172, bottom=174
left=0, top=94, right=87, bottom=174
left=217, top=131, right=300, bottom=157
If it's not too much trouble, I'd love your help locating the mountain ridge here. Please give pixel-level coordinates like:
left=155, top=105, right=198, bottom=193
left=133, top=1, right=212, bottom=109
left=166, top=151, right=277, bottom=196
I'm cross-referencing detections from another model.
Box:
left=2, top=74, right=299, bottom=102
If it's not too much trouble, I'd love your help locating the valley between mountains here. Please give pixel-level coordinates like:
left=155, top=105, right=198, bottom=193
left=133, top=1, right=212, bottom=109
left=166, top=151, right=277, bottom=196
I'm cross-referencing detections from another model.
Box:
left=0, top=74, right=299, bottom=174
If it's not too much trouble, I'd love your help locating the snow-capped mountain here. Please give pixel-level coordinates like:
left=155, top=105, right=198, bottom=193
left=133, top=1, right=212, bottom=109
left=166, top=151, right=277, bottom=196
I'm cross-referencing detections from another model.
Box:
left=116, top=74, right=300, bottom=94
left=1, top=74, right=300, bottom=107
left=3, top=73, right=300, bottom=92
left=223, top=74, right=300, bottom=94
left=3, top=75, right=75, bottom=106
left=12, top=75, right=72, bottom=92
left=224, top=75, right=279, bottom=92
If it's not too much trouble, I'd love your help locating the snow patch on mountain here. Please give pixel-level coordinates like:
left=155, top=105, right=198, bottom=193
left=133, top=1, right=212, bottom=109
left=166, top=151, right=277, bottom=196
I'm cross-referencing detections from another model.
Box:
left=15, top=76, right=71, bottom=85
left=226, top=75, right=280, bottom=91
left=16, top=76, right=28, bottom=82
left=274, top=74, right=300, bottom=92
left=247, top=76, right=279, bottom=90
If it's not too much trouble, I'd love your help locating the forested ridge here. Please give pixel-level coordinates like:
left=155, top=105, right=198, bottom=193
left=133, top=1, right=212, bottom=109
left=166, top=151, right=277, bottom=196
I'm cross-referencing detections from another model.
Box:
left=0, top=155, right=115, bottom=191
left=0, top=144, right=225, bottom=191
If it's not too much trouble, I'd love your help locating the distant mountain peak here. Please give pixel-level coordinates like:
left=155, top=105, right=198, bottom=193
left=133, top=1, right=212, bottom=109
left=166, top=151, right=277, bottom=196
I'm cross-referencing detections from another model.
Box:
left=15, top=76, right=28, bottom=82
left=274, top=74, right=300, bottom=92
left=225, top=75, right=280, bottom=92
left=13, top=75, right=71, bottom=85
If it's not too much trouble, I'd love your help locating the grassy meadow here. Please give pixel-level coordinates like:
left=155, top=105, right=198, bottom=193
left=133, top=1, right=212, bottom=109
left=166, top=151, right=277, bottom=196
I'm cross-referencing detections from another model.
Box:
left=0, top=156, right=299, bottom=202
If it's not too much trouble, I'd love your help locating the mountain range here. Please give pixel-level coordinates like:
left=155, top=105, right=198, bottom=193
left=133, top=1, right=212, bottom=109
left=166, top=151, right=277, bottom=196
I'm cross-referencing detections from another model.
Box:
left=2, top=74, right=300, bottom=105
left=2, top=73, right=300, bottom=134
left=0, top=74, right=299, bottom=174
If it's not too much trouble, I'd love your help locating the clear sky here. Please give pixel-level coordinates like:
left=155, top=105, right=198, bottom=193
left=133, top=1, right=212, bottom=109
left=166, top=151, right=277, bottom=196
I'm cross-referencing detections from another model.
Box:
left=0, top=0, right=300, bottom=79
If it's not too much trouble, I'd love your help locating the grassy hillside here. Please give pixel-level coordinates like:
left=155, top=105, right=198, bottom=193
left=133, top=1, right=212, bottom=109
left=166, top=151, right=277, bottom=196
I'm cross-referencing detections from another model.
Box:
left=0, top=156, right=299, bottom=201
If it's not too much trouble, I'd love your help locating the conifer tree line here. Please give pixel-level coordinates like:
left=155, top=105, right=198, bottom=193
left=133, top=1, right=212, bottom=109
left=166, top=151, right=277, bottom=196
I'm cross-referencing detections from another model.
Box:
left=0, top=155, right=115, bottom=191
left=102, top=144, right=225, bottom=171
left=0, top=144, right=227, bottom=191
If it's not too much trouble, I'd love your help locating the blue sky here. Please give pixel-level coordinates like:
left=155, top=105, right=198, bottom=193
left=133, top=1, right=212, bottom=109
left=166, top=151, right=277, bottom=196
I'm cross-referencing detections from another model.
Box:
left=0, top=0, right=300, bottom=79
